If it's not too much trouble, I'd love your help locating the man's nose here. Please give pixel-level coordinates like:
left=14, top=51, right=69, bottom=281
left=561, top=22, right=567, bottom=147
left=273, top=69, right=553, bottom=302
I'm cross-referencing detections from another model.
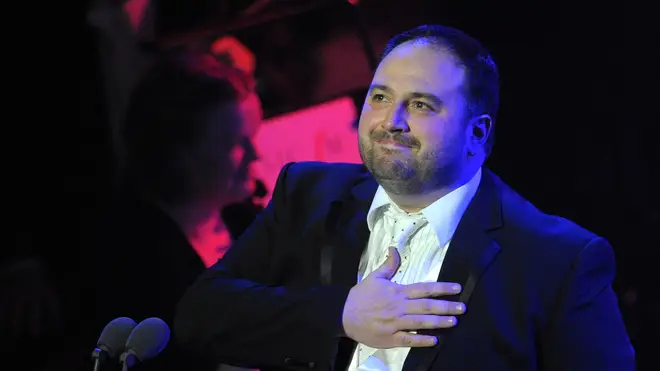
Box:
left=382, top=104, right=409, bottom=132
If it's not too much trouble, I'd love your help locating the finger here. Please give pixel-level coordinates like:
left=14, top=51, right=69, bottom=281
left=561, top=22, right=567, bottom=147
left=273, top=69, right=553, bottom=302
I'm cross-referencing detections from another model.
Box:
left=405, top=299, right=466, bottom=315
left=370, top=246, right=401, bottom=280
left=392, top=331, right=437, bottom=347
left=403, top=281, right=462, bottom=299
left=395, top=314, right=457, bottom=331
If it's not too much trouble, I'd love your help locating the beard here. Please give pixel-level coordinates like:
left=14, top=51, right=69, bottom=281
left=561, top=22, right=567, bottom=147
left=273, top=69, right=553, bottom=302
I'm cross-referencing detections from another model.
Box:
left=358, top=134, right=462, bottom=196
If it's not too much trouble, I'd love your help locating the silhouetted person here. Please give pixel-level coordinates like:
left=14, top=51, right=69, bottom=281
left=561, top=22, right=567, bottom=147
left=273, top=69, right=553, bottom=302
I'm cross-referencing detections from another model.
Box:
left=83, top=50, right=262, bottom=371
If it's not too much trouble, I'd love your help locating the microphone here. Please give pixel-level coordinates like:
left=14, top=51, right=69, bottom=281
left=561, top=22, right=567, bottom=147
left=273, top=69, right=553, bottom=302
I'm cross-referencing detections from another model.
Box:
left=92, top=317, right=138, bottom=371
left=119, top=317, right=171, bottom=371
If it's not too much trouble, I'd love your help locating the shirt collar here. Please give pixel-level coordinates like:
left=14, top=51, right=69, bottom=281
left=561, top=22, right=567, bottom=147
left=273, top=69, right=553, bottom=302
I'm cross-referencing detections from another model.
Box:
left=367, top=168, right=482, bottom=246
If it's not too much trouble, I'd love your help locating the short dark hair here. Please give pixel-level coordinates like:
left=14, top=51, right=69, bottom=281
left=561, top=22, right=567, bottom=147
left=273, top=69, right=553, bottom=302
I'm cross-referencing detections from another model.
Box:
left=381, top=25, right=500, bottom=156
left=121, top=50, right=255, bottom=202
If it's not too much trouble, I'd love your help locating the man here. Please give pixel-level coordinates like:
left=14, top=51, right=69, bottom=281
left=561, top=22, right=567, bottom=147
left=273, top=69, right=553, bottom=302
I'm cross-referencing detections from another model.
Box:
left=118, top=49, right=262, bottom=265
left=174, top=25, right=634, bottom=371
left=83, top=50, right=262, bottom=370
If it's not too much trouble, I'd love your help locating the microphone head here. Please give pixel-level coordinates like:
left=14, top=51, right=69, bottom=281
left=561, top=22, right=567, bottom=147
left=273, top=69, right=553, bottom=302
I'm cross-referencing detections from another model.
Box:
left=124, top=317, right=171, bottom=361
left=97, top=317, right=138, bottom=359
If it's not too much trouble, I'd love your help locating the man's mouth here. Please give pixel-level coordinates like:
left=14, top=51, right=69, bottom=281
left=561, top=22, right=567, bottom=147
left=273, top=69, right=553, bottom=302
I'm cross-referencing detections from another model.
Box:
left=375, top=139, right=412, bottom=148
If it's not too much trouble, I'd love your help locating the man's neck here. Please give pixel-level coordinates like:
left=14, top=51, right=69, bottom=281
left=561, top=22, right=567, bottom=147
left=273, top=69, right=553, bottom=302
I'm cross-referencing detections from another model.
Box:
left=156, top=197, right=232, bottom=266
left=159, top=199, right=221, bottom=240
left=151, top=200, right=222, bottom=241
left=387, top=165, right=481, bottom=213
left=388, top=190, right=453, bottom=214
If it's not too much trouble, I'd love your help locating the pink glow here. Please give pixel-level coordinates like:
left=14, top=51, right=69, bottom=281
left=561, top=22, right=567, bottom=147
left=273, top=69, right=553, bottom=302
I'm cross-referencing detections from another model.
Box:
left=193, top=97, right=362, bottom=266
left=123, top=0, right=149, bottom=32
left=252, top=96, right=362, bottom=205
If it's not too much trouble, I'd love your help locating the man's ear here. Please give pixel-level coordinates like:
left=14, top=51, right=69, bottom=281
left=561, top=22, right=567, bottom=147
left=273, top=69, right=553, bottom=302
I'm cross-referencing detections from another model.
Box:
left=466, top=114, right=492, bottom=157
left=470, top=114, right=493, bottom=146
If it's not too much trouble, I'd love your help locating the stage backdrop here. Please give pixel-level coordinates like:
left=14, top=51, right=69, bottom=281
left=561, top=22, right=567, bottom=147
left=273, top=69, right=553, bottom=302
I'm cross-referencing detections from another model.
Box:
left=252, top=96, right=362, bottom=204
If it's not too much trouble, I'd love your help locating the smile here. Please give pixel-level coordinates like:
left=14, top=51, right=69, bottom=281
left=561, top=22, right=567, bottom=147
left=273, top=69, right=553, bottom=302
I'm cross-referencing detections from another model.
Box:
left=375, top=139, right=411, bottom=149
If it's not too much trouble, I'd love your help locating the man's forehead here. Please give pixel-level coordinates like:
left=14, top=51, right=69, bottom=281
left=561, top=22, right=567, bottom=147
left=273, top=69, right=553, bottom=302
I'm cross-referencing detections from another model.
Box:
left=373, top=42, right=466, bottom=95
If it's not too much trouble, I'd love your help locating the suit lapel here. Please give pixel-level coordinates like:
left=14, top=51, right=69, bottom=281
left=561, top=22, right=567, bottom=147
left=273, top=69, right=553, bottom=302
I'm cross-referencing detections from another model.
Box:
left=321, top=173, right=376, bottom=371
left=322, top=169, right=503, bottom=371
left=403, top=170, right=503, bottom=371
left=322, top=174, right=376, bottom=286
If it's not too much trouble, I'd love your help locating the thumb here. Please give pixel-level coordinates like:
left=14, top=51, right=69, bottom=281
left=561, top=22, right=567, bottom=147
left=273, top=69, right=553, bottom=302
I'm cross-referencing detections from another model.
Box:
left=371, top=247, right=401, bottom=279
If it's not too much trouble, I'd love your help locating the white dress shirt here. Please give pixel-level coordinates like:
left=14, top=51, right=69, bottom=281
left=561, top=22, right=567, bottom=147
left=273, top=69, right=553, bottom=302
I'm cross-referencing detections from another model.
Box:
left=348, top=168, right=482, bottom=371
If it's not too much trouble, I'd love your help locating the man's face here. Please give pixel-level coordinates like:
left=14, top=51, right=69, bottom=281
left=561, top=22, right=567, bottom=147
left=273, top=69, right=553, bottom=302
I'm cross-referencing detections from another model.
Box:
left=358, top=41, right=471, bottom=195
left=193, top=92, right=263, bottom=204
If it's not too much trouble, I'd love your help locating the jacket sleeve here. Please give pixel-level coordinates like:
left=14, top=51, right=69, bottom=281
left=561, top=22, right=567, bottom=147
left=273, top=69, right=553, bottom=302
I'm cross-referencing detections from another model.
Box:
left=542, top=237, right=636, bottom=370
left=174, top=162, right=351, bottom=370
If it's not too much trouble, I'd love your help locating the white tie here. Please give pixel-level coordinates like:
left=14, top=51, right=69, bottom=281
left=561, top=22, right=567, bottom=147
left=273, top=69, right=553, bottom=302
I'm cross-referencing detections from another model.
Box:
left=357, top=212, right=427, bottom=366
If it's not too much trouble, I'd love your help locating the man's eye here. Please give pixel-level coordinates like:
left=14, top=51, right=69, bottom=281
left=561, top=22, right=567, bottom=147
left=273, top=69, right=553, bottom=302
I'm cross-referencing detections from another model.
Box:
left=372, top=94, right=386, bottom=102
left=411, top=101, right=432, bottom=111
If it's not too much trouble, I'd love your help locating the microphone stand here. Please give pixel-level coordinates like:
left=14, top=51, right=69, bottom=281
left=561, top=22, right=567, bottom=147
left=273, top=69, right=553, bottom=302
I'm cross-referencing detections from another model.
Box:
left=120, top=351, right=140, bottom=371
left=91, top=348, right=109, bottom=371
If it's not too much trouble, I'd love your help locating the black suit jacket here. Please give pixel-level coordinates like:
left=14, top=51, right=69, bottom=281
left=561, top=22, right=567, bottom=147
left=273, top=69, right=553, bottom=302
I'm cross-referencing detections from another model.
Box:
left=175, top=162, right=634, bottom=371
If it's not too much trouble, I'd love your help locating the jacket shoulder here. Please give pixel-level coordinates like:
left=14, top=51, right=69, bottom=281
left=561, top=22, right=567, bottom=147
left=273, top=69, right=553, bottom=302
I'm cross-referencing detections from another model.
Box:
left=282, top=161, right=369, bottom=198
left=492, top=172, right=600, bottom=255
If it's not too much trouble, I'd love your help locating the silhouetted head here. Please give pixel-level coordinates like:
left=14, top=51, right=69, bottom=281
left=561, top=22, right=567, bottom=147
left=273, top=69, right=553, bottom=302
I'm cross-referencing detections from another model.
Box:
left=123, top=50, right=262, bottom=206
